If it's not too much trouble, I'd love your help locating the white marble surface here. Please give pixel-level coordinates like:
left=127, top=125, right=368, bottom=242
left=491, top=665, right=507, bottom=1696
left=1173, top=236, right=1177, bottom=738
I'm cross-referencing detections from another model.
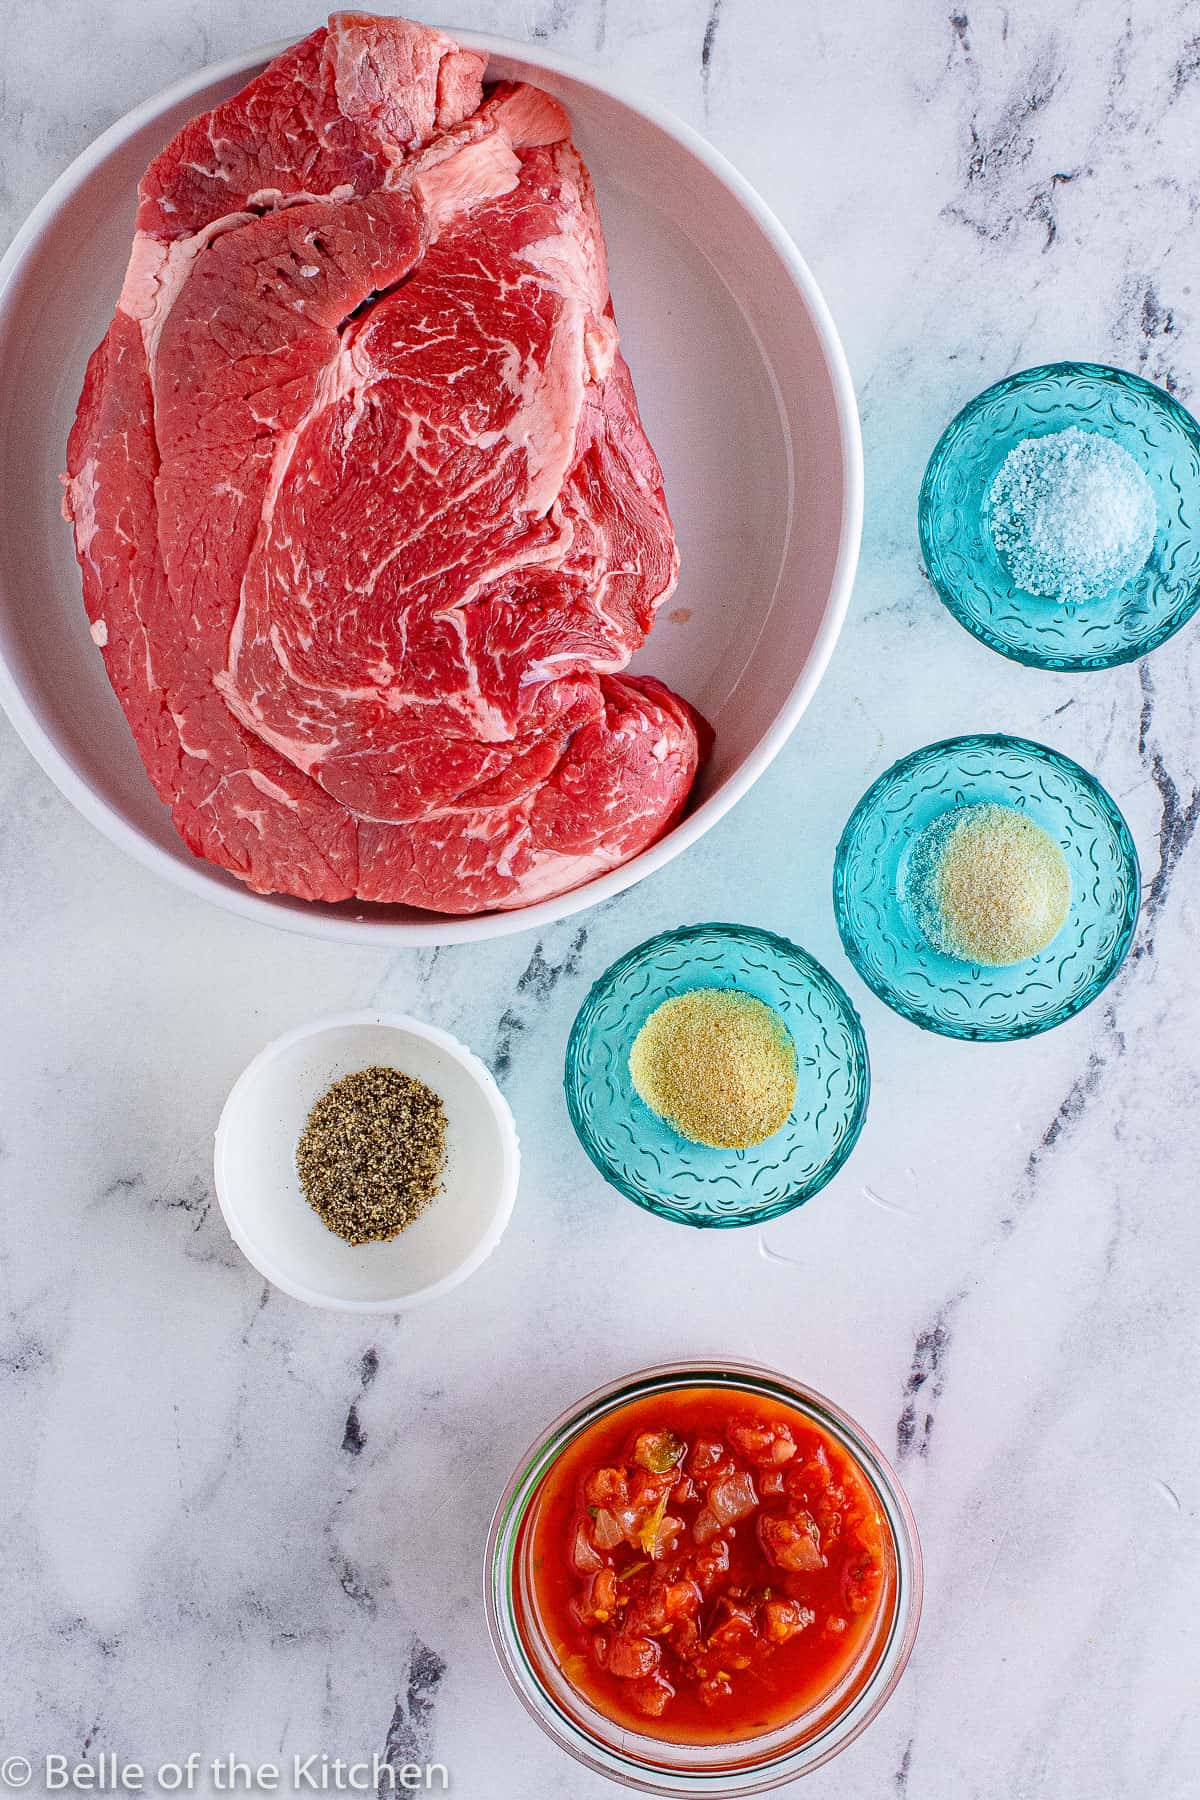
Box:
left=3, top=2, right=1200, bottom=1795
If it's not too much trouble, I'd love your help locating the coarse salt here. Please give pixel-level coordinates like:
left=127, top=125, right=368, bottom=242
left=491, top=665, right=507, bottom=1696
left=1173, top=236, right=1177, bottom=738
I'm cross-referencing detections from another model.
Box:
left=988, top=426, right=1156, bottom=601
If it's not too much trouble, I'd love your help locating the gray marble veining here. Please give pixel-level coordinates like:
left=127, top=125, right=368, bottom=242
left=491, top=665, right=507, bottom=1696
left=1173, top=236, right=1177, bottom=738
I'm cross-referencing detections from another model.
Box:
left=3, top=2, right=1199, bottom=1796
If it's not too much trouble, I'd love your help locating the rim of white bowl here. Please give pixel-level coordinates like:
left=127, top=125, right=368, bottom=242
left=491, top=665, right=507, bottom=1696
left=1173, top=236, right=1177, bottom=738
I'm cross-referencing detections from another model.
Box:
left=213, top=1010, right=521, bottom=1312
left=0, top=31, right=864, bottom=948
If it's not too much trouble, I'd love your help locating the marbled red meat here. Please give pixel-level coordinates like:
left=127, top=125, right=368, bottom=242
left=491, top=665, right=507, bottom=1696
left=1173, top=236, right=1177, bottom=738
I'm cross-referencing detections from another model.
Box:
left=64, top=13, right=702, bottom=912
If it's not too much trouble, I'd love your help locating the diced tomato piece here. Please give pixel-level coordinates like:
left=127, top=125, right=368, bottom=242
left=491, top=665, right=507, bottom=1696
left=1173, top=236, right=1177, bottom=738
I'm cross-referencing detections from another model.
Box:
left=628, top=1673, right=674, bottom=1718
left=763, top=1598, right=815, bottom=1644
left=843, top=1553, right=883, bottom=1614
left=699, top=1671, right=734, bottom=1707
left=687, top=1437, right=726, bottom=1476
left=760, top=1469, right=786, bottom=1497
left=585, top=1467, right=629, bottom=1508
left=624, top=1602, right=663, bottom=1639
left=635, top=1465, right=680, bottom=1507
left=814, top=1503, right=844, bottom=1546
left=691, top=1539, right=731, bottom=1590
left=759, top=1514, right=823, bottom=1573
left=708, top=1600, right=757, bottom=1671
left=664, top=1578, right=702, bottom=1621
left=786, top=1492, right=827, bottom=1528
left=727, top=1416, right=797, bottom=1466
left=626, top=1569, right=698, bottom=1641
left=708, top=1469, right=759, bottom=1526
left=672, top=1474, right=697, bottom=1506
left=575, top=1567, right=619, bottom=1625
left=607, top=1634, right=661, bottom=1680
left=692, top=1505, right=722, bottom=1546
left=801, top=1443, right=833, bottom=1488
left=783, top=1464, right=808, bottom=1502
left=623, top=1588, right=662, bottom=1636
left=710, top=1596, right=755, bottom=1630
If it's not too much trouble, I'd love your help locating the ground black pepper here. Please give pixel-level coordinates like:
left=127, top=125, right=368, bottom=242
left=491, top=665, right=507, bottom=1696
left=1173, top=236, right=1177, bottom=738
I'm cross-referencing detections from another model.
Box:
left=296, top=1065, right=447, bottom=1245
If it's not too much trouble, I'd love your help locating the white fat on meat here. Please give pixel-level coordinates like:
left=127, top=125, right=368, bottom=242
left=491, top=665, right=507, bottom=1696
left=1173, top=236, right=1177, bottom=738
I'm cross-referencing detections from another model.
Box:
left=412, top=133, right=521, bottom=237
left=504, top=224, right=612, bottom=516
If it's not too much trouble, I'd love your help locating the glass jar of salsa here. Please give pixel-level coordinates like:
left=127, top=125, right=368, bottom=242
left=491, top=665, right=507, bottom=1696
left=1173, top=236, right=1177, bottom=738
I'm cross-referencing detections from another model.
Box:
left=486, top=1362, right=921, bottom=1794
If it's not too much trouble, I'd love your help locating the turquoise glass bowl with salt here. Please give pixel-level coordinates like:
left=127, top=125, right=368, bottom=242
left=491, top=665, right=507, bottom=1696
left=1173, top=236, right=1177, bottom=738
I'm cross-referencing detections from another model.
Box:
left=563, top=923, right=869, bottom=1227
left=919, top=361, right=1200, bottom=670
left=833, top=735, right=1140, bottom=1041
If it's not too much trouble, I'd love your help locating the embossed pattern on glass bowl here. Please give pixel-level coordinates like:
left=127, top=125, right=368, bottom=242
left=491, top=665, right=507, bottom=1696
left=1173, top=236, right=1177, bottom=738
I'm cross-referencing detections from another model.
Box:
left=833, top=734, right=1140, bottom=1042
left=918, top=361, right=1200, bottom=670
left=563, top=923, right=869, bottom=1227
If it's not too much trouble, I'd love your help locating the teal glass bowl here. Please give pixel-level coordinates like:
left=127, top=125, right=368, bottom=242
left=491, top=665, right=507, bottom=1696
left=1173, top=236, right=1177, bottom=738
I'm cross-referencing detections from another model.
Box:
left=833, top=734, right=1140, bottom=1041
left=919, top=361, right=1200, bottom=670
left=563, top=923, right=869, bottom=1228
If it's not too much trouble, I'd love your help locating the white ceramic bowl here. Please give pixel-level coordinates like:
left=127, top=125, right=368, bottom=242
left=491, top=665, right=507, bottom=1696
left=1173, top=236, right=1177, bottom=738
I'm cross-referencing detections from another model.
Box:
left=0, top=33, right=862, bottom=946
left=213, top=1013, right=519, bottom=1311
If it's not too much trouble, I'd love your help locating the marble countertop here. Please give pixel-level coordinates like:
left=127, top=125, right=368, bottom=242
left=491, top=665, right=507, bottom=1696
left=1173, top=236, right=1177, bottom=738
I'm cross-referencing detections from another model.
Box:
left=3, top=1, right=1199, bottom=1795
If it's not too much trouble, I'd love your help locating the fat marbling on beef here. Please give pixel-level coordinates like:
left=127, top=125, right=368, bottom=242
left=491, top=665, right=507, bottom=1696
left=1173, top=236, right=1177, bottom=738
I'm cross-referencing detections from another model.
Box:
left=64, top=12, right=704, bottom=913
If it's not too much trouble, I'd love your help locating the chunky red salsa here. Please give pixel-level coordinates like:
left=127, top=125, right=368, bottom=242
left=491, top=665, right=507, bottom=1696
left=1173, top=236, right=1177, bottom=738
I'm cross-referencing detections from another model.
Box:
left=522, top=1388, right=893, bottom=1744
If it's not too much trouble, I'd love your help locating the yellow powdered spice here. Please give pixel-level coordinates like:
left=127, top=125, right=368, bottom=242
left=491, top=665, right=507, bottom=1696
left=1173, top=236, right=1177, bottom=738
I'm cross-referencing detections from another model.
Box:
left=913, top=803, right=1071, bottom=966
left=628, top=988, right=798, bottom=1150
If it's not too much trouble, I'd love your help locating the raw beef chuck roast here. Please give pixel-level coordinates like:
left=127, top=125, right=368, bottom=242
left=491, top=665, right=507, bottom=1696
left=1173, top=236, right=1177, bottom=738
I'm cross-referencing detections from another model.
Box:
left=64, top=13, right=704, bottom=913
